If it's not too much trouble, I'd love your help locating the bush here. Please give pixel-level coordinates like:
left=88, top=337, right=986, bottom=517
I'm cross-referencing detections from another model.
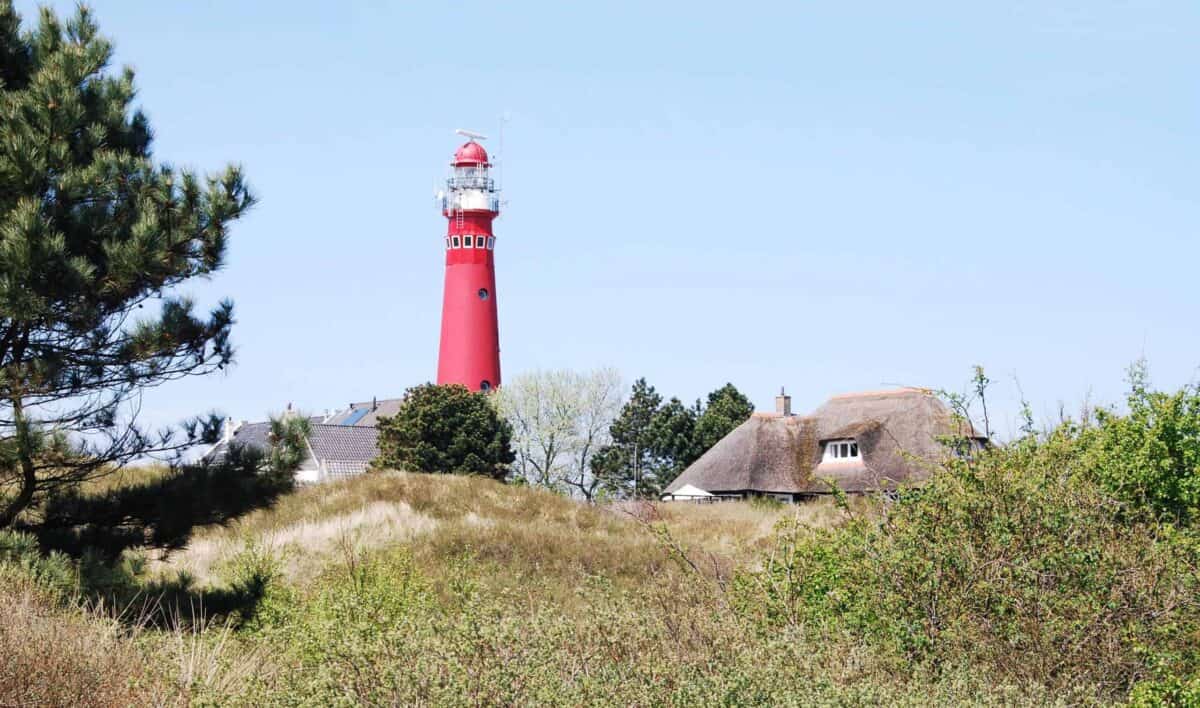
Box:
left=736, top=428, right=1200, bottom=698
left=0, top=529, right=77, bottom=601
left=375, top=384, right=515, bottom=480
left=1080, top=361, right=1200, bottom=524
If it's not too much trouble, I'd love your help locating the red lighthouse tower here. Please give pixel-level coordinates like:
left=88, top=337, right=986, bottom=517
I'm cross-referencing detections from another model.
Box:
left=436, top=130, right=502, bottom=391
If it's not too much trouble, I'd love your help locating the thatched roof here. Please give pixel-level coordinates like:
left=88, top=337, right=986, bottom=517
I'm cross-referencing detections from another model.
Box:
left=663, top=387, right=983, bottom=495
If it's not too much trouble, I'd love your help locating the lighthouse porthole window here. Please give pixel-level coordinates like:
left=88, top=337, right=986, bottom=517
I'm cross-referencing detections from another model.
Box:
left=451, top=236, right=461, bottom=248
left=478, top=288, right=489, bottom=300
left=480, top=380, right=492, bottom=392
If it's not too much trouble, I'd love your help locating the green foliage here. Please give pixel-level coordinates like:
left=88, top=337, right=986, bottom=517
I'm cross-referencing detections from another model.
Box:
left=594, top=379, right=754, bottom=498
left=693, top=382, right=755, bottom=452
left=646, top=396, right=700, bottom=477
left=1080, top=361, right=1200, bottom=524
left=592, top=377, right=665, bottom=497
left=267, top=413, right=312, bottom=474
left=1129, top=673, right=1200, bottom=707
left=375, top=383, right=515, bottom=480
left=736, top=425, right=1200, bottom=696
left=0, top=528, right=76, bottom=599
left=0, top=2, right=254, bottom=527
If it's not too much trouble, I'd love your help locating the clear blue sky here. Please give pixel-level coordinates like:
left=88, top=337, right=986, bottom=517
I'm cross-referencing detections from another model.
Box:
left=18, top=1, right=1200, bottom=436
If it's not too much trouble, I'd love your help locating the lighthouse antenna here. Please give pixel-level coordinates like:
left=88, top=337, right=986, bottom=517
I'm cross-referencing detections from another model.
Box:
left=454, top=128, right=488, bottom=141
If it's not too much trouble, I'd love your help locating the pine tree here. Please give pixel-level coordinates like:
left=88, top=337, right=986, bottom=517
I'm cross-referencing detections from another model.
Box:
left=592, top=378, right=662, bottom=497
left=375, top=384, right=515, bottom=480
left=593, top=380, right=755, bottom=498
left=646, top=396, right=700, bottom=480
left=693, top=383, right=754, bottom=453
left=0, top=4, right=254, bottom=527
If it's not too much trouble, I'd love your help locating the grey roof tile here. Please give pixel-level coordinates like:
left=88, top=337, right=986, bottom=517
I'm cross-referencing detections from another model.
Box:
left=307, top=424, right=379, bottom=464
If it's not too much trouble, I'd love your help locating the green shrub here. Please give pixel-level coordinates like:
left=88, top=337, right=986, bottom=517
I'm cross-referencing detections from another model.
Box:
left=375, top=384, right=515, bottom=479
left=1081, top=362, right=1200, bottom=524
left=737, top=429, right=1200, bottom=698
left=0, top=529, right=78, bottom=600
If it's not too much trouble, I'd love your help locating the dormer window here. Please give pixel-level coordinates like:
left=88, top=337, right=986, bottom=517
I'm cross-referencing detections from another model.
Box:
left=823, top=439, right=860, bottom=462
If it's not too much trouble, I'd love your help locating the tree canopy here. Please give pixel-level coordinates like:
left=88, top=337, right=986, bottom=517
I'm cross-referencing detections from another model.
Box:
left=693, top=383, right=755, bottom=453
left=593, top=379, right=754, bottom=498
left=0, top=3, right=254, bottom=527
left=498, top=368, right=622, bottom=500
left=375, top=384, right=514, bottom=480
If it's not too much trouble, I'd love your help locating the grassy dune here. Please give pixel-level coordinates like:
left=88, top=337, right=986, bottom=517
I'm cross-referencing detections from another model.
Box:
left=0, top=470, right=1172, bottom=705
left=154, top=471, right=797, bottom=595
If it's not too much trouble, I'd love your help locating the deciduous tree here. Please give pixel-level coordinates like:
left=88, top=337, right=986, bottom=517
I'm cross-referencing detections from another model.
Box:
left=498, top=367, right=622, bottom=500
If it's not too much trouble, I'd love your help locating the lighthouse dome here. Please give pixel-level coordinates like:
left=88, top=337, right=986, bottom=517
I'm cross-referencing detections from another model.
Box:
left=452, top=141, right=489, bottom=166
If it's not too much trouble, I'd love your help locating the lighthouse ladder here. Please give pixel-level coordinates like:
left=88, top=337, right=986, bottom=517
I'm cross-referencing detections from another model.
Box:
left=456, top=209, right=464, bottom=229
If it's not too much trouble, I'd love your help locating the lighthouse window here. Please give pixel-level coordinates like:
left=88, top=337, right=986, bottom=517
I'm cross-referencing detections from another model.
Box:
left=475, top=235, right=485, bottom=248
left=480, top=380, right=492, bottom=392
left=486, top=237, right=495, bottom=250
left=451, top=236, right=461, bottom=248
left=477, top=288, right=489, bottom=300
left=445, top=238, right=451, bottom=249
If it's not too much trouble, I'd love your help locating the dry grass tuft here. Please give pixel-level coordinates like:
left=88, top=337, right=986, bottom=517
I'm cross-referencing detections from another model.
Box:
left=0, top=573, right=179, bottom=706
left=158, top=497, right=438, bottom=583
left=153, top=471, right=820, bottom=605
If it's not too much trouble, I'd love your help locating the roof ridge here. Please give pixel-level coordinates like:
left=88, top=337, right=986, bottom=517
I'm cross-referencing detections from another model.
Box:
left=828, top=387, right=932, bottom=400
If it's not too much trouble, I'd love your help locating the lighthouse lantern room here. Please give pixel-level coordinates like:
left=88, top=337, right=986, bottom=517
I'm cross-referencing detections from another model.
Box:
left=436, top=130, right=502, bottom=392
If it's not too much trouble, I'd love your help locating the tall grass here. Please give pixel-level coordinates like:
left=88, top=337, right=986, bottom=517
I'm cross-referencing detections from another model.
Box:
left=3, top=459, right=1196, bottom=705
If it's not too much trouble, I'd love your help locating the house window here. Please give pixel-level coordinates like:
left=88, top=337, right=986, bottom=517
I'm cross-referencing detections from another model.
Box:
left=486, top=236, right=495, bottom=249
left=822, top=439, right=861, bottom=462
left=475, top=235, right=485, bottom=248
left=451, top=235, right=461, bottom=248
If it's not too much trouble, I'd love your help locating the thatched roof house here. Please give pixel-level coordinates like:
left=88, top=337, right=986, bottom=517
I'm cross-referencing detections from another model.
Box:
left=662, top=387, right=985, bottom=501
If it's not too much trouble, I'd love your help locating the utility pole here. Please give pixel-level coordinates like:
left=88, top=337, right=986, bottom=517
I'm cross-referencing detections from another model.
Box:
left=632, top=441, right=640, bottom=499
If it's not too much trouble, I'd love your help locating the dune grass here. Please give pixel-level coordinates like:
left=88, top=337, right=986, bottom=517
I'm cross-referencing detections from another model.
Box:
left=2, top=469, right=1180, bottom=705
left=153, top=471, right=797, bottom=606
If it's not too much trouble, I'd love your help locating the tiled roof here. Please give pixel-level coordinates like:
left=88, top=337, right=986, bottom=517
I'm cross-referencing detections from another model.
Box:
left=307, top=424, right=379, bottom=464
left=204, top=421, right=272, bottom=462
left=204, top=418, right=380, bottom=465
left=323, top=398, right=404, bottom=427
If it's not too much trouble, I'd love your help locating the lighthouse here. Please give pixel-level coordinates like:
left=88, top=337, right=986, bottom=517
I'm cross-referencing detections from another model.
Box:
left=436, top=130, right=502, bottom=392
